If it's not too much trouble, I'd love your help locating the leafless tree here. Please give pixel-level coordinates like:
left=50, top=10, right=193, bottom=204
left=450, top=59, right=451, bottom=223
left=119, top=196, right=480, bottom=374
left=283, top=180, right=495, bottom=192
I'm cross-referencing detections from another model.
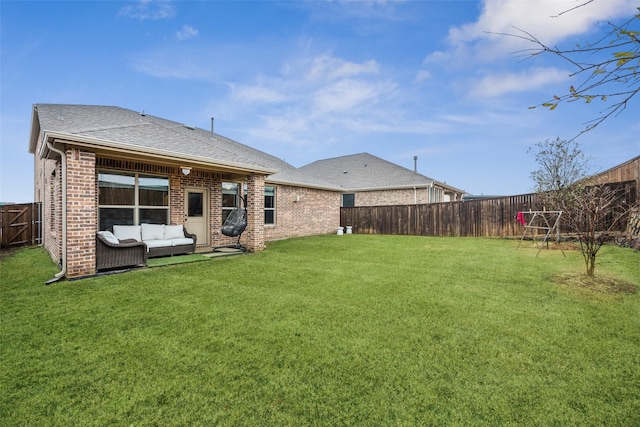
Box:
left=558, top=180, right=632, bottom=277
left=530, top=138, right=635, bottom=277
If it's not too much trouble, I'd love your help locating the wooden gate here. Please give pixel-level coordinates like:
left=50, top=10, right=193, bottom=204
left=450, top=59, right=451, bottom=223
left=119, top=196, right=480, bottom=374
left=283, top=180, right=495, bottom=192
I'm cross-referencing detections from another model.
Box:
left=0, top=203, right=42, bottom=248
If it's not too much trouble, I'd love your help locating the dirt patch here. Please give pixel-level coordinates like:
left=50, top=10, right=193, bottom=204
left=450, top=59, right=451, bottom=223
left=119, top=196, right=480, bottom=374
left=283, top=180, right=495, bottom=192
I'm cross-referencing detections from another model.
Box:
left=0, top=247, right=18, bottom=260
left=548, top=242, right=579, bottom=251
left=555, top=272, right=637, bottom=294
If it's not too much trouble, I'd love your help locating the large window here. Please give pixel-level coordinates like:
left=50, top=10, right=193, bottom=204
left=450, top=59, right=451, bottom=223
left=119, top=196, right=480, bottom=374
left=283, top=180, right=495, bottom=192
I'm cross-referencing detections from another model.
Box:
left=222, top=183, right=276, bottom=225
left=222, top=182, right=241, bottom=224
left=98, top=172, right=169, bottom=230
left=264, top=186, right=275, bottom=225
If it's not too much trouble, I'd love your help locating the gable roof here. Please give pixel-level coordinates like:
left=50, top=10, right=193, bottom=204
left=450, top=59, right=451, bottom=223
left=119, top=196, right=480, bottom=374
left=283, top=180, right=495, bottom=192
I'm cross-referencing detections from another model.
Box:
left=300, top=153, right=464, bottom=193
left=29, top=104, right=340, bottom=190
left=28, top=104, right=462, bottom=193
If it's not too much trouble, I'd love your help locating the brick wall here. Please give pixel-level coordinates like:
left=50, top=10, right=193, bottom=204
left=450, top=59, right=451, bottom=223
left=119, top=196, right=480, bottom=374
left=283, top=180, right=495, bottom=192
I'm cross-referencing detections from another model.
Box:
left=44, top=160, right=62, bottom=266
left=264, top=184, right=341, bottom=241
left=246, top=175, right=266, bottom=251
left=33, top=134, right=62, bottom=267
left=354, top=187, right=436, bottom=206
left=209, top=181, right=223, bottom=247
left=35, top=149, right=345, bottom=277
left=65, top=147, right=96, bottom=278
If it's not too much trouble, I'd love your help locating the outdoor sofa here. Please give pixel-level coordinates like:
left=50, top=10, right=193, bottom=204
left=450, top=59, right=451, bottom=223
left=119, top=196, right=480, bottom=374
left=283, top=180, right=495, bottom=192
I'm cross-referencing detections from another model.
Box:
left=96, top=224, right=197, bottom=271
left=96, top=233, right=147, bottom=271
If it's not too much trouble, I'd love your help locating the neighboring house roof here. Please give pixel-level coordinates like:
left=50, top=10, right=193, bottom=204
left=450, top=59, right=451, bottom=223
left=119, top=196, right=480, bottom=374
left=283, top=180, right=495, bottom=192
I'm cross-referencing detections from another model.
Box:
left=29, top=104, right=340, bottom=190
left=300, top=153, right=464, bottom=193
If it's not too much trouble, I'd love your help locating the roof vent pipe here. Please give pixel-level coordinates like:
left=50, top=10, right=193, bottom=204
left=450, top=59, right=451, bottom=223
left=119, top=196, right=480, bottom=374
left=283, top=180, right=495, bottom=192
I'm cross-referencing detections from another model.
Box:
left=414, top=155, right=418, bottom=172
left=211, top=117, right=214, bottom=136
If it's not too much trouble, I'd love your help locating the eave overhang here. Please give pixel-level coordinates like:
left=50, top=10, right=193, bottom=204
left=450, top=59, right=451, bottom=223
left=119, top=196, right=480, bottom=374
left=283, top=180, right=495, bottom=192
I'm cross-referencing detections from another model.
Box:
left=339, top=181, right=464, bottom=193
left=265, top=176, right=343, bottom=192
left=37, top=131, right=277, bottom=178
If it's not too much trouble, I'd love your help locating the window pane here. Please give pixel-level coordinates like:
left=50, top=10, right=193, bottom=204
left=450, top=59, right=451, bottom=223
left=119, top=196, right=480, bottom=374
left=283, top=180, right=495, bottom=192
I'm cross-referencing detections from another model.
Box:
left=222, top=193, right=237, bottom=208
left=222, top=182, right=238, bottom=192
left=342, top=193, right=355, bottom=207
left=99, top=208, right=134, bottom=230
left=264, top=186, right=275, bottom=196
left=139, top=176, right=168, bottom=206
left=188, top=192, right=203, bottom=217
left=264, top=195, right=274, bottom=209
left=140, top=208, right=168, bottom=225
left=265, top=209, right=274, bottom=225
left=99, top=173, right=135, bottom=205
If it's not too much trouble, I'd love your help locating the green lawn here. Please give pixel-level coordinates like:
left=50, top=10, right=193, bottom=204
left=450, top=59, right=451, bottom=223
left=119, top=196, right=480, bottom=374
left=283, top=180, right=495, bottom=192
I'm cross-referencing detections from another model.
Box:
left=1, top=235, right=639, bottom=426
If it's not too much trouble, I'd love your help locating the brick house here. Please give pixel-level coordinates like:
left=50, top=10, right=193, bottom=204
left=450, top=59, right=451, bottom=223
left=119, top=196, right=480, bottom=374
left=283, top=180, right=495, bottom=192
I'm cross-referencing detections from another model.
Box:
left=29, top=104, right=463, bottom=279
left=300, top=153, right=464, bottom=207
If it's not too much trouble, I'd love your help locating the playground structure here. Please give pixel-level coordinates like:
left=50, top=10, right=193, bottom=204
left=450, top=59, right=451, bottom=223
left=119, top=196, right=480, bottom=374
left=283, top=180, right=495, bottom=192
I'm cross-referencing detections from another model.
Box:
left=517, top=210, right=564, bottom=256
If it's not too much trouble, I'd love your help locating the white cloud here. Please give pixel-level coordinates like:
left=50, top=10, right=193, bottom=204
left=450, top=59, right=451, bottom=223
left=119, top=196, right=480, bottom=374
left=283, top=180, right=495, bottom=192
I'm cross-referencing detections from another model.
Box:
left=414, top=69, right=432, bottom=83
left=311, top=78, right=396, bottom=115
left=421, top=0, right=637, bottom=98
left=306, top=55, right=380, bottom=82
left=230, top=84, right=287, bottom=104
left=447, top=0, right=636, bottom=57
left=119, top=0, right=176, bottom=20
left=176, top=25, right=199, bottom=41
left=215, top=53, right=393, bottom=122
left=469, top=67, right=568, bottom=98
left=130, top=48, right=216, bottom=80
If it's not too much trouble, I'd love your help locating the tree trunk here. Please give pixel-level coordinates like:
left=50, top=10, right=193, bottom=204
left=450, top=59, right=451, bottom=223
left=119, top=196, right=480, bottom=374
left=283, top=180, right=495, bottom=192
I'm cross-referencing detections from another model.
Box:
left=586, top=252, right=596, bottom=277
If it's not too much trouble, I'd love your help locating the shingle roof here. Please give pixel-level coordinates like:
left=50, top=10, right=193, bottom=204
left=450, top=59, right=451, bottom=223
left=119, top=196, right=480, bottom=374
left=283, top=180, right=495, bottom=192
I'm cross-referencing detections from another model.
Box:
left=31, top=104, right=462, bottom=193
left=300, top=152, right=463, bottom=192
left=31, top=104, right=340, bottom=190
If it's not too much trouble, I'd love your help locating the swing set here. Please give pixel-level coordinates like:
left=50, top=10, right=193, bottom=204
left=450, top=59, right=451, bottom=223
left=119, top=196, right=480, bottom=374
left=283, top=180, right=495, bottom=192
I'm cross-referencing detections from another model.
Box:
left=516, top=210, right=565, bottom=257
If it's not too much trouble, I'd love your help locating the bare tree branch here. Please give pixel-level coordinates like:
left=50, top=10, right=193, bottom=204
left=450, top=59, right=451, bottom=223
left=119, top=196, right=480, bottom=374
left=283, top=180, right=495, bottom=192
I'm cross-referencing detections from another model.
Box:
left=498, top=11, right=640, bottom=140
left=551, top=0, right=595, bottom=18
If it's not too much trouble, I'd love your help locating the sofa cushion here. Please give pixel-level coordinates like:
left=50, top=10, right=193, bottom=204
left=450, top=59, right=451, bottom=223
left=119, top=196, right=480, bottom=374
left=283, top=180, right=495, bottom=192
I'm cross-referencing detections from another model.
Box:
left=144, top=239, right=174, bottom=250
left=171, top=237, right=194, bottom=246
left=113, top=225, right=141, bottom=242
left=141, top=223, right=165, bottom=241
left=164, top=225, right=185, bottom=240
left=98, top=231, right=119, bottom=244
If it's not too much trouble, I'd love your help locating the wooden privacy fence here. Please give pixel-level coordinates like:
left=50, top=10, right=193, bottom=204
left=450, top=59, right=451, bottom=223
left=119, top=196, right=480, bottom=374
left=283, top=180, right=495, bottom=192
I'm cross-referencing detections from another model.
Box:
left=341, top=181, right=637, bottom=238
left=1, top=203, right=42, bottom=248
left=341, top=194, right=542, bottom=237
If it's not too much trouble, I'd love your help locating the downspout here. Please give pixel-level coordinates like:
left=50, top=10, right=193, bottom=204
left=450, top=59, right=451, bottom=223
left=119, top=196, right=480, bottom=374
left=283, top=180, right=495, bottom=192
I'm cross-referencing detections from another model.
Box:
left=45, top=140, right=67, bottom=284
left=430, top=181, right=435, bottom=203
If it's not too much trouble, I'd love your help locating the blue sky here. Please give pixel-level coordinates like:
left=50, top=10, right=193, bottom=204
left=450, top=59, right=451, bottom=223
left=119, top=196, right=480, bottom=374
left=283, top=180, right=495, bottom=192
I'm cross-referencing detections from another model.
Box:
left=1, top=0, right=638, bottom=203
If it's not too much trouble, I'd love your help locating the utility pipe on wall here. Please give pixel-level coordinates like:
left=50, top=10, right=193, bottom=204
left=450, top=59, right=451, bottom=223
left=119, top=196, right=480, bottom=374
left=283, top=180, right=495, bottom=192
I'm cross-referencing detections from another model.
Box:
left=45, top=139, right=67, bottom=284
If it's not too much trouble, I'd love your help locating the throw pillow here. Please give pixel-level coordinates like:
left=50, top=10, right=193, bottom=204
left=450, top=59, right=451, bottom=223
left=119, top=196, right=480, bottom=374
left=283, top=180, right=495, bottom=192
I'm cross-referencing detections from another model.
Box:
left=113, top=225, right=142, bottom=242
left=98, top=231, right=120, bottom=245
left=164, top=225, right=185, bottom=240
left=141, top=223, right=165, bottom=241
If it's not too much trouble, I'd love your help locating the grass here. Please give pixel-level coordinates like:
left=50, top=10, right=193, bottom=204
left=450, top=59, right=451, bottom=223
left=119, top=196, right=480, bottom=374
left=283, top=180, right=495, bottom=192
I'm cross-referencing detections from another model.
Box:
left=1, top=235, right=639, bottom=426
